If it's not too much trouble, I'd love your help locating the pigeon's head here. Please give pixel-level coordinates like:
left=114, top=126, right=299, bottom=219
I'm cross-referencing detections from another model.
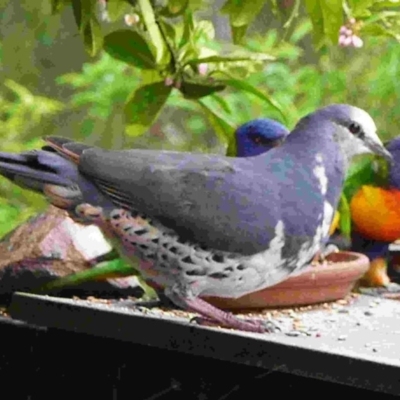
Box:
left=318, top=104, right=392, bottom=165
left=235, top=118, right=289, bottom=157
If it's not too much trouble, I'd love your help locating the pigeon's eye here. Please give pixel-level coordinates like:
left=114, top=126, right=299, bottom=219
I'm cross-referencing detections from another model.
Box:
left=349, top=122, right=363, bottom=137
left=252, top=135, right=262, bottom=144
left=250, top=134, right=270, bottom=145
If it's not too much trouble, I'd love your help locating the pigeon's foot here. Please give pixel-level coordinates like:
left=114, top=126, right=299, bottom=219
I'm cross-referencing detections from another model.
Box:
left=182, top=296, right=280, bottom=333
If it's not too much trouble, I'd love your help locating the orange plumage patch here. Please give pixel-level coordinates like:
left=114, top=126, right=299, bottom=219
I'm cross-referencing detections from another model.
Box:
left=350, top=185, right=400, bottom=242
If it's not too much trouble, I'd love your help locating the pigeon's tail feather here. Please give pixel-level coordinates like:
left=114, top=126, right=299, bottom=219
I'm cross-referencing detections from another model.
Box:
left=44, top=136, right=93, bottom=164
left=0, top=150, right=84, bottom=210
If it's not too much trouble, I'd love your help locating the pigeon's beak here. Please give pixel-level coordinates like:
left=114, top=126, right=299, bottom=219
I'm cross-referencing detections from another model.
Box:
left=364, top=136, right=393, bottom=164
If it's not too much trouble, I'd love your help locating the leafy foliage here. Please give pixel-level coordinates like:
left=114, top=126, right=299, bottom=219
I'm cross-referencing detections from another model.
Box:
left=0, top=80, right=63, bottom=236
left=2, top=0, right=400, bottom=239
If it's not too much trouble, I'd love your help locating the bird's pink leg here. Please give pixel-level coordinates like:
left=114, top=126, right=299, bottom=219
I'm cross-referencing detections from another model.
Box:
left=168, top=291, right=280, bottom=333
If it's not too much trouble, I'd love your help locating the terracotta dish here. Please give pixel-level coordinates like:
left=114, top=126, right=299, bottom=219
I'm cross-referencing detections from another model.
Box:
left=205, top=251, right=370, bottom=310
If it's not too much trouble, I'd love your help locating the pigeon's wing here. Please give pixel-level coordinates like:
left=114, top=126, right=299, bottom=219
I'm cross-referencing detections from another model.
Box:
left=74, top=147, right=291, bottom=254
left=75, top=146, right=323, bottom=255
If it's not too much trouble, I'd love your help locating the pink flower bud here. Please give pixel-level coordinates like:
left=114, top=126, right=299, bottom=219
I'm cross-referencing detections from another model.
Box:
left=345, top=28, right=353, bottom=36
left=198, top=63, right=208, bottom=76
left=349, top=18, right=356, bottom=24
left=98, top=0, right=109, bottom=22
left=351, top=35, right=364, bottom=48
left=339, top=26, right=347, bottom=35
left=124, top=13, right=140, bottom=26
left=343, top=36, right=353, bottom=46
left=338, top=35, right=347, bottom=46
left=164, top=77, right=174, bottom=86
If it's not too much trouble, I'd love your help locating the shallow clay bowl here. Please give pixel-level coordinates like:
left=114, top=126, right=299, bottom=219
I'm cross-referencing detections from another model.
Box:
left=204, top=251, right=369, bottom=310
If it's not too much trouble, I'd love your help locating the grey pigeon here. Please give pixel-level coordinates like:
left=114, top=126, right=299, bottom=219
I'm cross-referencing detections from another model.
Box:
left=0, top=104, right=392, bottom=332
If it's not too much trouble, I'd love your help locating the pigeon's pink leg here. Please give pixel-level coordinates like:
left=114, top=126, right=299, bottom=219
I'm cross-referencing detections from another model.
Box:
left=169, top=291, right=280, bottom=333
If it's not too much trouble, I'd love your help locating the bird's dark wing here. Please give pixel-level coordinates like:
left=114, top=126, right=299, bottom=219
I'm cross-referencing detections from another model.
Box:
left=76, top=147, right=322, bottom=254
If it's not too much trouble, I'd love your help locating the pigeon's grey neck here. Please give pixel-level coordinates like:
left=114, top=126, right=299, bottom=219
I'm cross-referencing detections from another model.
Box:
left=284, top=118, right=342, bottom=159
left=283, top=116, right=363, bottom=171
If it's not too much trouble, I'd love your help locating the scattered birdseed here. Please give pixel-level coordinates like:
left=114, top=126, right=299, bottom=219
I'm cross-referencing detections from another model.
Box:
left=326, top=317, right=338, bottom=322
left=286, top=330, right=302, bottom=337
left=337, top=335, right=347, bottom=341
left=0, top=308, right=9, bottom=317
left=86, top=296, right=113, bottom=304
left=364, top=310, right=374, bottom=316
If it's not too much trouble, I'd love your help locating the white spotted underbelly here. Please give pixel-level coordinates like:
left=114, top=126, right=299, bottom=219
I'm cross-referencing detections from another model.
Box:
left=79, top=202, right=335, bottom=299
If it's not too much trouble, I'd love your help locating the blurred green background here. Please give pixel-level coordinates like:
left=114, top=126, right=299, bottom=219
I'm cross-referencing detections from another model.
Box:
left=1, top=0, right=400, bottom=237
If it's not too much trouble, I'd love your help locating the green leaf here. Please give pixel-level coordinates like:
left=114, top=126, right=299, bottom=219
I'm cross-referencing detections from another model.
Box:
left=71, top=0, right=83, bottom=28
left=104, top=30, right=157, bottom=69
left=158, top=19, right=177, bottom=44
left=363, top=10, right=400, bottom=41
left=106, top=0, right=132, bottom=21
left=71, top=0, right=96, bottom=31
left=221, top=0, right=267, bottom=27
left=50, top=0, right=69, bottom=14
left=179, top=77, right=226, bottom=99
left=193, top=20, right=215, bottom=42
left=186, top=53, right=274, bottom=66
left=71, top=0, right=103, bottom=56
left=304, top=0, right=324, bottom=45
left=82, top=17, right=103, bottom=57
left=321, top=0, right=344, bottom=43
left=160, top=0, right=189, bottom=16
left=362, top=23, right=390, bottom=36
left=37, top=259, right=137, bottom=292
left=346, top=153, right=376, bottom=179
left=372, top=1, right=400, bottom=10
left=180, top=9, right=195, bottom=48
left=169, top=0, right=189, bottom=14
left=231, top=25, right=248, bottom=44
left=125, top=81, right=172, bottom=136
left=208, top=93, right=232, bottom=115
left=187, top=0, right=208, bottom=12
left=338, top=193, right=351, bottom=239
left=220, top=0, right=267, bottom=42
left=220, top=77, right=287, bottom=123
left=137, top=0, right=170, bottom=65
left=197, top=98, right=236, bottom=149
left=343, top=154, right=380, bottom=200
left=348, top=0, right=374, bottom=16
left=305, top=0, right=343, bottom=46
